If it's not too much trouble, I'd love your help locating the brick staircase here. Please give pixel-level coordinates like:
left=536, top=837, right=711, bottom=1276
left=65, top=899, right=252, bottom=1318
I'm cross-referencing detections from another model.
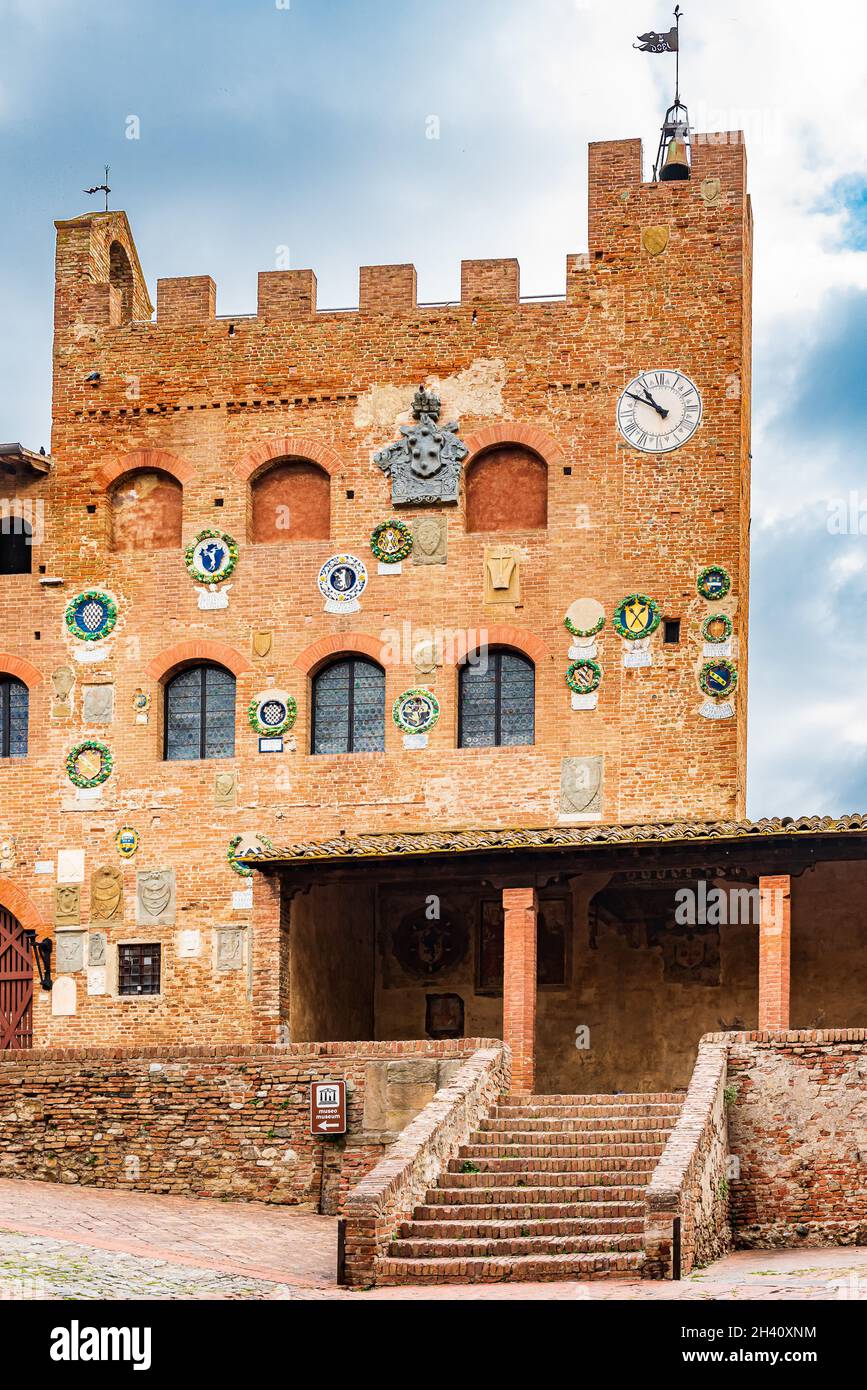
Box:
left=377, top=1092, right=683, bottom=1284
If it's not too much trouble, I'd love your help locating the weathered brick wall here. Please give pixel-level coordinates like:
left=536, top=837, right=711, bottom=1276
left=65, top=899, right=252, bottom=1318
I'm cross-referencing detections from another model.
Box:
left=0, top=1039, right=493, bottom=1213
left=0, top=131, right=752, bottom=1048
left=726, top=1030, right=867, bottom=1248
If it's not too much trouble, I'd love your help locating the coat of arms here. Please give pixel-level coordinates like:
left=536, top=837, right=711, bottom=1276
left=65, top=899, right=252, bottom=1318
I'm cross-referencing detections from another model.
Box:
left=374, top=385, right=468, bottom=506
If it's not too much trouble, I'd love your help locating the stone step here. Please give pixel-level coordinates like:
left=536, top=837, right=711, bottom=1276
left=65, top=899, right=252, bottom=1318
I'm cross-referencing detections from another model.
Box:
left=505, top=1093, right=683, bottom=1105
left=439, top=1170, right=653, bottom=1191
left=479, top=1117, right=678, bottom=1135
left=415, top=1199, right=644, bottom=1222
left=495, top=1104, right=682, bottom=1121
left=400, top=1216, right=644, bottom=1240
left=459, top=1141, right=667, bottom=1160
left=447, top=1154, right=657, bottom=1175
left=424, top=1183, right=646, bottom=1205
left=389, top=1232, right=643, bottom=1259
left=374, top=1251, right=644, bottom=1285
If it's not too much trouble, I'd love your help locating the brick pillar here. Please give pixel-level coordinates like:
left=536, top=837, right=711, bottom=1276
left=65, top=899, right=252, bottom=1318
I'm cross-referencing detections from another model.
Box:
left=251, top=871, right=283, bottom=1044
left=758, top=875, right=791, bottom=1031
left=502, top=887, right=538, bottom=1094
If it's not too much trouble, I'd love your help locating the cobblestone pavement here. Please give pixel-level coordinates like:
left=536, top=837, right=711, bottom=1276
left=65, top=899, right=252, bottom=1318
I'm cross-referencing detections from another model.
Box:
left=1, top=1179, right=865, bottom=1300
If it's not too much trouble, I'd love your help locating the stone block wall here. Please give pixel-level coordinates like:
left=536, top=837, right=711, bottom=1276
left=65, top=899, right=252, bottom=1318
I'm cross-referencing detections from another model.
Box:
left=0, top=1039, right=493, bottom=1214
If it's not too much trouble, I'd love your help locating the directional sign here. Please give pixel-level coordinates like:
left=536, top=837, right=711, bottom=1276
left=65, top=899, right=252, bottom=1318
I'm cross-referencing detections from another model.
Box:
left=310, top=1080, right=347, bottom=1136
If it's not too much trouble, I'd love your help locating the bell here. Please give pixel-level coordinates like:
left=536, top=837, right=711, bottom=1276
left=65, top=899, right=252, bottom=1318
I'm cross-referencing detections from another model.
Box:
left=660, top=134, right=690, bottom=181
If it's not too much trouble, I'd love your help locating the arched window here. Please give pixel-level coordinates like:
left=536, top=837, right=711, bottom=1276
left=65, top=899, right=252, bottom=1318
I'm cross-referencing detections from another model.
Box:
left=0, top=519, right=32, bottom=575
left=251, top=458, right=330, bottom=542
left=164, top=664, right=235, bottom=761
left=110, top=469, right=183, bottom=552
left=0, top=678, right=28, bottom=758
left=465, top=445, right=548, bottom=532
left=312, top=657, right=385, bottom=755
left=458, top=648, right=535, bottom=748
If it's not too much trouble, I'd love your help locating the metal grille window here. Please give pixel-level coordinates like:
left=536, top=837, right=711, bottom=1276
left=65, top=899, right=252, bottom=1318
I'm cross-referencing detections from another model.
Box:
left=118, top=943, right=161, bottom=996
left=312, top=657, right=385, bottom=755
left=459, top=648, right=535, bottom=749
left=164, top=664, right=235, bottom=761
left=0, top=679, right=28, bottom=758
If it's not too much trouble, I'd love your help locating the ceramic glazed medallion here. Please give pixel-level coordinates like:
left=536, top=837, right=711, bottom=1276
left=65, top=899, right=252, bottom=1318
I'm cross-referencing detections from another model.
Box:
left=184, top=530, right=238, bottom=584
left=613, top=594, right=661, bottom=641
left=697, top=565, right=731, bottom=601
left=65, top=591, right=118, bottom=642
left=392, top=688, right=440, bottom=736
left=66, top=740, right=113, bottom=789
left=116, top=826, right=139, bottom=858
left=318, top=554, right=368, bottom=613
left=370, top=519, right=413, bottom=564
left=701, top=614, right=733, bottom=644
left=227, top=835, right=254, bottom=878
left=700, top=659, right=738, bottom=699
left=566, top=660, right=602, bottom=695
left=132, top=688, right=151, bottom=716
left=564, top=600, right=605, bottom=640
left=248, top=691, right=297, bottom=737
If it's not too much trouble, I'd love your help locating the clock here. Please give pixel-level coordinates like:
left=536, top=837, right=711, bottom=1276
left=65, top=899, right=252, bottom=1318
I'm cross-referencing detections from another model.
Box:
left=616, top=369, right=702, bottom=453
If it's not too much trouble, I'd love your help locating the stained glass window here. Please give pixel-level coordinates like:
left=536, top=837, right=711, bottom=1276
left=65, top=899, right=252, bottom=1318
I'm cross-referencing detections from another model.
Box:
left=0, top=679, right=27, bottom=757
left=458, top=648, right=534, bottom=748
left=312, top=658, right=385, bottom=754
left=164, top=664, right=235, bottom=761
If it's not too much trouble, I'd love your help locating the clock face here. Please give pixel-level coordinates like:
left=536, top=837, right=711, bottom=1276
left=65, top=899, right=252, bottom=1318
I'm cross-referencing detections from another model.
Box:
left=616, top=370, right=702, bottom=453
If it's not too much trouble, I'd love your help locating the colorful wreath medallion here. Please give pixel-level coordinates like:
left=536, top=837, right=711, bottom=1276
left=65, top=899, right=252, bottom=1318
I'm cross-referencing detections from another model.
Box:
left=370, top=519, right=413, bottom=564
left=697, top=565, right=731, bottom=602
left=65, top=590, right=118, bottom=642
left=318, top=554, right=368, bottom=608
left=566, top=660, right=602, bottom=694
left=66, top=739, right=113, bottom=788
left=700, top=659, right=738, bottom=698
left=248, top=692, right=297, bottom=737
left=392, top=688, right=440, bottom=735
left=613, top=594, right=662, bottom=641
left=227, top=835, right=254, bottom=878
left=116, top=826, right=140, bottom=858
left=702, top=613, right=733, bottom=644
left=184, top=530, right=239, bottom=585
left=564, top=614, right=605, bottom=639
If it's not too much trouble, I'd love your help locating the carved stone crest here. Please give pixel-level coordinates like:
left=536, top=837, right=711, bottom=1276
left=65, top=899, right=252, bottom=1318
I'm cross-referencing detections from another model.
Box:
left=90, top=865, right=123, bottom=921
left=82, top=684, right=114, bottom=724
left=700, top=176, right=723, bottom=206
left=54, top=884, right=81, bottom=928
left=214, top=771, right=236, bottom=807
left=56, top=930, right=85, bottom=974
left=136, top=868, right=176, bottom=926
left=560, top=756, right=604, bottom=818
left=642, top=225, right=670, bottom=256
left=484, top=545, right=521, bottom=604
left=214, top=927, right=245, bottom=970
left=51, top=666, right=75, bottom=716
left=89, top=931, right=107, bottom=967
left=411, top=515, right=447, bottom=565
left=374, top=386, right=468, bottom=506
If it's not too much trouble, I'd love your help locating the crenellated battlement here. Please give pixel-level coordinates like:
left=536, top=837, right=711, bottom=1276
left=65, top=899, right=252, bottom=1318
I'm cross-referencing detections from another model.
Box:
left=53, top=133, right=749, bottom=336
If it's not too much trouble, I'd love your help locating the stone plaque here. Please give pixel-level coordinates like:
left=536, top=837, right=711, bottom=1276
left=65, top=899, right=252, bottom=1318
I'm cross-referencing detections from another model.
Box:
left=56, top=930, right=85, bottom=974
left=642, top=224, right=670, bottom=256
left=57, top=849, right=85, bottom=883
left=484, top=545, right=521, bottom=604
left=214, top=771, right=236, bottom=807
left=51, top=665, right=75, bottom=716
left=51, top=975, right=77, bottom=1016
left=214, top=927, right=245, bottom=970
left=54, top=884, right=81, bottom=928
left=88, top=930, right=107, bottom=967
left=136, top=868, right=176, bottom=926
left=90, top=865, right=123, bottom=921
left=82, top=684, right=114, bottom=724
left=700, top=176, right=723, bottom=206
left=177, top=929, right=202, bottom=959
left=411, top=515, right=447, bottom=566
left=87, top=966, right=107, bottom=996
left=560, top=756, right=604, bottom=819
left=252, top=630, right=272, bottom=659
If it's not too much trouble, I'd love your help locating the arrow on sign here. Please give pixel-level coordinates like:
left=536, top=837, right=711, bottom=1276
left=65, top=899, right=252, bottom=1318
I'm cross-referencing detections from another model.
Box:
left=317, top=1120, right=341, bottom=1132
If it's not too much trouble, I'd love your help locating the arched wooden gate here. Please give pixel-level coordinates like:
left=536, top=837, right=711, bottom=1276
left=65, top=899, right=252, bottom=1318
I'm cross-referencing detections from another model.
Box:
left=0, top=907, right=33, bottom=1049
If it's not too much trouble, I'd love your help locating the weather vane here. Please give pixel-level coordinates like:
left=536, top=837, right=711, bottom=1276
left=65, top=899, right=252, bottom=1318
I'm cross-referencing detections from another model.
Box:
left=84, top=165, right=111, bottom=212
left=635, top=6, right=690, bottom=182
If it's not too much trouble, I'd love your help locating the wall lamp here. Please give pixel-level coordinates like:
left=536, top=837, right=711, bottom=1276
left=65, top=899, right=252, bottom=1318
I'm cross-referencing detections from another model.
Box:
left=23, top=931, right=53, bottom=990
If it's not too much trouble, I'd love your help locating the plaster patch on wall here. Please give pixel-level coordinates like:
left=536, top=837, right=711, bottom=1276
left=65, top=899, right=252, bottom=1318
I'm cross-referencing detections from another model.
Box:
left=353, top=358, right=507, bottom=435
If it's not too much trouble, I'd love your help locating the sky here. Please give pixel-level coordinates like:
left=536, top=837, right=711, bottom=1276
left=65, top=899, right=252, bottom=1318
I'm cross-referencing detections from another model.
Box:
left=2, top=0, right=867, bottom=819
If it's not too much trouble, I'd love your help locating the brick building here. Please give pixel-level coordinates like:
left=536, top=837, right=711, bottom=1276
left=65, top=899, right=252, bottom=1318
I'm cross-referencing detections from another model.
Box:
left=2, top=129, right=866, bottom=1095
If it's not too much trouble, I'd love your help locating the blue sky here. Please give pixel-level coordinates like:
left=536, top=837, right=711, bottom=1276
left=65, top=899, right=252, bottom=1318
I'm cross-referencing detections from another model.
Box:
left=2, top=0, right=867, bottom=817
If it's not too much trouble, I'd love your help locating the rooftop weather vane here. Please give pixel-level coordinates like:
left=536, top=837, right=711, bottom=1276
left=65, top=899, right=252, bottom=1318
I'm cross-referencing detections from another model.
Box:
left=83, top=165, right=111, bottom=212
left=635, top=6, right=691, bottom=183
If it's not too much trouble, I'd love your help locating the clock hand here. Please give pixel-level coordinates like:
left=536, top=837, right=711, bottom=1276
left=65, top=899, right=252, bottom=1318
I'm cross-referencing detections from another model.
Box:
left=625, top=390, right=669, bottom=420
